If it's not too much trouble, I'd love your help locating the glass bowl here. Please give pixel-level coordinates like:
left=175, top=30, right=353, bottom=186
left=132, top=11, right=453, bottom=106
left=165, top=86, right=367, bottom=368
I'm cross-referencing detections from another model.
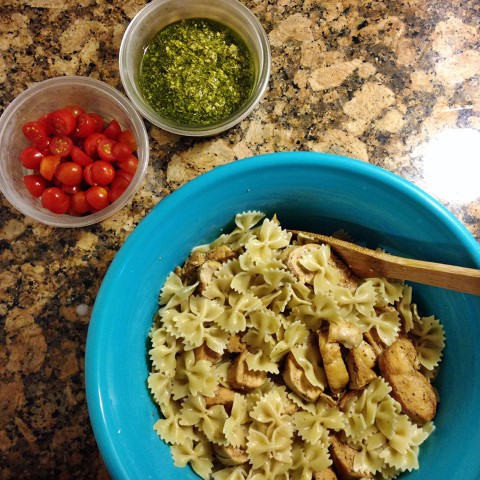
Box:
left=119, top=0, right=271, bottom=136
left=0, top=76, right=149, bottom=228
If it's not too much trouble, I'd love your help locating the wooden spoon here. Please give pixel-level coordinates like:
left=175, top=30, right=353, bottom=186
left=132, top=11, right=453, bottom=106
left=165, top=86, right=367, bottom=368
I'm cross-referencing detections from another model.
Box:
left=289, top=229, right=480, bottom=295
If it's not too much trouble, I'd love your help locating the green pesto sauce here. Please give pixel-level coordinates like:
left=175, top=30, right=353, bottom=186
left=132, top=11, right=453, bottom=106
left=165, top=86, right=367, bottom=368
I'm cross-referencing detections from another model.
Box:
left=140, top=18, right=255, bottom=127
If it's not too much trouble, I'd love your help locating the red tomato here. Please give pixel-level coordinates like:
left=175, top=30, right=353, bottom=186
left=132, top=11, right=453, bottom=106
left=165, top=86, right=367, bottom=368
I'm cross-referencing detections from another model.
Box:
left=64, top=105, right=85, bottom=118
left=41, top=187, right=71, bottom=214
left=83, top=164, right=95, bottom=186
left=37, top=114, right=53, bottom=136
left=35, top=137, right=51, bottom=156
left=23, top=175, right=47, bottom=197
left=84, top=133, right=106, bottom=158
left=117, top=129, right=137, bottom=151
left=19, top=146, right=44, bottom=169
left=55, top=162, right=83, bottom=186
left=62, top=184, right=81, bottom=195
left=39, top=155, right=61, bottom=180
left=49, top=136, right=73, bottom=157
left=109, top=175, right=130, bottom=203
left=97, top=138, right=116, bottom=161
left=75, top=113, right=97, bottom=138
left=90, top=161, right=115, bottom=186
left=115, top=169, right=134, bottom=183
left=103, top=119, right=121, bottom=140
left=70, top=191, right=90, bottom=214
left=89, top=113, right=105, bottom=133
left=85, top=186, right=110, bottom=210
left=111, top=142, right=132, bottom=162
left=47, top=109, right=76, bottom=136
left=22, top=121, right=48, bottom=145
left=118, top=154, right=138, bottom=175
left=71, top=145, right=93, bottom=167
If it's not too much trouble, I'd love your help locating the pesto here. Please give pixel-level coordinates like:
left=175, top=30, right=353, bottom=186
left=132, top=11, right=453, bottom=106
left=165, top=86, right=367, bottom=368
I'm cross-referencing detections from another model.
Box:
left=140, top=18, right=255, bottom=127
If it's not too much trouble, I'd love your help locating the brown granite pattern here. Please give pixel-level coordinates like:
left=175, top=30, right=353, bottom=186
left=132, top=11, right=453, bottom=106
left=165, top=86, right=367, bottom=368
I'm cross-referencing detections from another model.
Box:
left=0, top=0, right=479, bottom=478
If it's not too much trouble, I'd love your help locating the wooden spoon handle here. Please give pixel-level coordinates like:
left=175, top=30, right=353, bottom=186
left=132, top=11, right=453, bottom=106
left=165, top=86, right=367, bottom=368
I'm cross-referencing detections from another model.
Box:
left=290, top=230, right=480, bottom=295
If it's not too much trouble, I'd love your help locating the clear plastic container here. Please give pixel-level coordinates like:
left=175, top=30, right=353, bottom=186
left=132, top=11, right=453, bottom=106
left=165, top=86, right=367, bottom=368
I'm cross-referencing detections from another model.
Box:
left=119, top=0, right=271, bottom=136
left=0, top=76, right=149, bottom=228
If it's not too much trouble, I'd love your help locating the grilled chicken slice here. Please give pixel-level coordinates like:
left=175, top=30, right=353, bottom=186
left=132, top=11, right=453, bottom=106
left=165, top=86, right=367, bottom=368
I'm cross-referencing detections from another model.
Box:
left=330, top=435, right=372, bottom=479
left=227, top=350, right=266, bottom=392
left=314, top=467, right=338, bottom=480
left=204, top=386, right=236, bottom=410
left=346, top=346, right=377, bottom=390
left=318, top=331, right=349, bottom=394
left=283, top=352, right=323, bottom=402
left=378, top=337, right=436, bottom=423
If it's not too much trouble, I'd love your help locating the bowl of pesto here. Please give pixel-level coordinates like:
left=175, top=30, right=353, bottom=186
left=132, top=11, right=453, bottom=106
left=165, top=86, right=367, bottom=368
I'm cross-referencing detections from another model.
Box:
left=119, top=0, right=271, bottom=136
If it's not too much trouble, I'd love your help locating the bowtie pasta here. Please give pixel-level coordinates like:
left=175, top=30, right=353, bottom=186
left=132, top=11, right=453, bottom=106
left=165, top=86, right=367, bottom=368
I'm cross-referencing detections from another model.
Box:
left=148, top=212, right=445, bottom=480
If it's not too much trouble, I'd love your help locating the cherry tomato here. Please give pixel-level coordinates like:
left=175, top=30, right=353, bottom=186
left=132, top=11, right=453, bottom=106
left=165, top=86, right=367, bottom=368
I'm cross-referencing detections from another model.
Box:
left=83, top=133, right=106, bottom=158
left=109, top=175, right=130, bottom=203
left=89, top=113, right=105, bottom=133
left=37, top=114, right=53, bottom=136
left=23, top=175, right=47, bottom=197
left=85, top=186, right=110, bottom=210
left=62, top=184, right=81, bottom=195
left=35, top=137, right=51, bottom=156
left=19, top=146, right=44, bottom=169
left=64, top=104, right=85, bottom=118
left=47, top=109, right=76, bottom=136
left=71, top=145, right=93, bottom=167
left=49, top=136, right=73, bottom=157
left=118, top=154, right=138, bottom=175
left=103, top=119, right=121, bottom=140
left=115, top=169, right=134, bottom=183
left=117, top=129, right=137, bottom=151
left=39, top=155, right=61, bottom=181
left=70, top=191, right=90, bottom=214
left=83, top=163, right=95, bottom=186
left=111, top=142, right=132, bottom=162
left=90, top=160, right=115, bottom=186
left=22, top=121, right=48, bottom=145
left=41, top=186, right=70, bottom=214
left=55, top=162, right=83, bottom=186
left=97, top=138, right=116, bottom=161
left=75, top=113, right=97, bottom=138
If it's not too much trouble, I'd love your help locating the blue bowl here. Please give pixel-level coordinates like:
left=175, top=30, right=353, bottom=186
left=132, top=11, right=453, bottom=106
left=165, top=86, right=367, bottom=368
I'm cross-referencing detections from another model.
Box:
left=85, top=152, right=480, bottom=480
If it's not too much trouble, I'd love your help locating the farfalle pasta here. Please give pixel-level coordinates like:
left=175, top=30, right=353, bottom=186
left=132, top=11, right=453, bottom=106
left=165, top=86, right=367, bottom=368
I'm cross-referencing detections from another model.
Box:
left=148, top=212, right=445, bottom=479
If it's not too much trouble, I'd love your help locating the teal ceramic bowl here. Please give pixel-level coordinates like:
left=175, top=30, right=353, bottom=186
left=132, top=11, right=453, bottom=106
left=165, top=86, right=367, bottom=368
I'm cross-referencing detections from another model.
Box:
left=85, top=152, right=480, bottom=480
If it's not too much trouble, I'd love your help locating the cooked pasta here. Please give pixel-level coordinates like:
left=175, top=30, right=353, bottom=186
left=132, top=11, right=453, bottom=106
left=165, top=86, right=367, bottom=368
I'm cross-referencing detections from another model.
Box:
left=148, top=211, right=445, bottom=479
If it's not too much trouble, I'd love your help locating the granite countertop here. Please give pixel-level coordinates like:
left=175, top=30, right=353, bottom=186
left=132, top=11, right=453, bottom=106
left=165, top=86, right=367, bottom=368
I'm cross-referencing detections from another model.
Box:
left=0, top=0, right=479, bottom=478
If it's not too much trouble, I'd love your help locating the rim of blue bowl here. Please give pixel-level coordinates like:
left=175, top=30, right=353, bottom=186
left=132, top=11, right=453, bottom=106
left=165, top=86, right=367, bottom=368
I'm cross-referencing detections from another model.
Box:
left=85, top=151, right=480, bottom=480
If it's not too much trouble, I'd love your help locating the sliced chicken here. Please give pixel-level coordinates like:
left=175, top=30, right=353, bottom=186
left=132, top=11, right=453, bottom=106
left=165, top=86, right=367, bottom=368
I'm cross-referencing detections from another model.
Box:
left=197, top=260, right=221, bottom=292
left=330, top=435, right=371, bottom=480
left=206, top=245, right=236, bottom=263
left=282, top=352, right=323, bottom=402
left=314, top=467, right=338, bottom=480
left=204, top=386, right=236, bottom=410
left=227, top=333, right=246, bottom=353
left=318, top=331, right=349, bottom=395
left=346, top=347, right=377, bottom=390
left=328, top=321, right=363, bottom=349
left=378, top=337, right=436, bottom=423
left=194, top=343, right=222, bottom=364
left=227, top=350, right=267, bottom=392
left=363, top=329, right=386, bottom=357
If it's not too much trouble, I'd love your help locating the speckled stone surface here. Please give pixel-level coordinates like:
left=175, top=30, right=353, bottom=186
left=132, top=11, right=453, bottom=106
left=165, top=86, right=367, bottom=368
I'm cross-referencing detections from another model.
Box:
left=0, top=0, right=479, bottom=478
